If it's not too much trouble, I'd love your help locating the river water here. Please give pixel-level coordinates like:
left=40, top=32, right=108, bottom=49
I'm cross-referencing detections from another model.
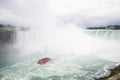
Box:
left=0, top=30, right=120, bottom=80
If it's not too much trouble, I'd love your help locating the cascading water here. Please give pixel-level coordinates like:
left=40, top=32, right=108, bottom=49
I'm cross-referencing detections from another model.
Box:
left=0, top=0, right=120, bottom=80
left=86, top=30, right=120, bottom=40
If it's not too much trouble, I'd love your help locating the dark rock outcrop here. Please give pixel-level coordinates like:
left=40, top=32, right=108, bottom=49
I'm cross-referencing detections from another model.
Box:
left=95, top=65, right=120, bottom=80
left=0, top=24, right=16, bottom=53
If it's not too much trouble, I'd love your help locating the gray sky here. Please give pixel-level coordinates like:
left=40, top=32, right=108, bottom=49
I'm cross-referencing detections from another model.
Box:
left=0, top=0, right=120, bottom=27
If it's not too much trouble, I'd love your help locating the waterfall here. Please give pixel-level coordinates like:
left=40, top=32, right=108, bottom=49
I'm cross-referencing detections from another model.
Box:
left=85, top=30, right=120, bottom=40
left=0, top=0, right=120, bottom=80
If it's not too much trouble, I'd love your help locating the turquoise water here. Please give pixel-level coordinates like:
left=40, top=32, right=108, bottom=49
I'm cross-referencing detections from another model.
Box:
left=0, top=30, right=120, bottom=80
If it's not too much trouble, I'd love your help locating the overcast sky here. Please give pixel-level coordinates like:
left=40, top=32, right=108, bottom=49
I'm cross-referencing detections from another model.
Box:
left=0, top=0, right=120, bottom=27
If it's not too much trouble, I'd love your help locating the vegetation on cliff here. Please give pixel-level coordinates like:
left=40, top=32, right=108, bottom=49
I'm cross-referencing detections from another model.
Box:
left=0, top=24, right=16, bottom=31
left=87, top=25, right=120, bottom=30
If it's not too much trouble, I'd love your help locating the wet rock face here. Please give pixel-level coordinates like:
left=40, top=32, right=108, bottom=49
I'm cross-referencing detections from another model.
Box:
left=0, top=24, right=16, bottom=43
left=0, top=31, right=16, bottom=43
left=0, top=24, right=16, bottom=52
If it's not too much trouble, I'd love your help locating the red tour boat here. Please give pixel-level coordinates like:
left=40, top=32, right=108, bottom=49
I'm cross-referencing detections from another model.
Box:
left=37, top=57, right=51, bottom=64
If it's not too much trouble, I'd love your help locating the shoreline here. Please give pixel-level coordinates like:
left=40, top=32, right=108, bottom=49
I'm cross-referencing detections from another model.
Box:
left=95, top=64, right=120, bottom=80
